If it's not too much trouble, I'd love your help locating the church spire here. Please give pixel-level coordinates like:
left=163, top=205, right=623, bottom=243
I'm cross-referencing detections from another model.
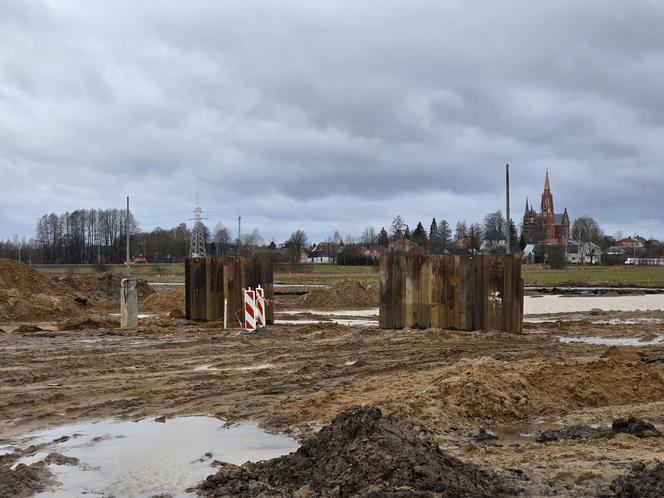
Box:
left=525, top=197, right=529, bottom=212
left=544, top=168, right=551, bottom=192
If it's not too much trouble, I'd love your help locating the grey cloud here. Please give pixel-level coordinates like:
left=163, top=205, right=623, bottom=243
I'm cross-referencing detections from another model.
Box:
left=1, top=0, right=664, bottom=242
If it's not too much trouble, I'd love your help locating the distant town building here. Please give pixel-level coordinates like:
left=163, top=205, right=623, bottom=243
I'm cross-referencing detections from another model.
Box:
left=617, top=237, right=644, bottom=249
left=302, top=250, right=332, bottom=264
left=389, top=238, right=417, bottom=253
left=522, top=171, right=570, bottom=245
left=567, top=241, right=602, bottom=264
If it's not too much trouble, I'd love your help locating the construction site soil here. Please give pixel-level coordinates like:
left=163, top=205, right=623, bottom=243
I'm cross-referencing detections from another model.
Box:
left=197, top=405, right=515, bottom=497
left=295, top=279, right=378, bottom=309
left=2, top=261, right=664, bottom=496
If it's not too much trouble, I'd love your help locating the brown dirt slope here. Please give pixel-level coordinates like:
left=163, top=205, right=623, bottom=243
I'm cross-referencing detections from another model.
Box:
left=141, top=289, right=184, bottom=312
left=430, top=356, right=664, bottom=421
left=0, top=259, right=82, bottom=322
left=298, top=279, right=378, bottom=308
left=59, top=273, right=153, bottom=309
left=197, top=405, right=514, bottom=498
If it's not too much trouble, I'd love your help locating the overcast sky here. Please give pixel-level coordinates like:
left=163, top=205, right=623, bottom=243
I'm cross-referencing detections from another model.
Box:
left=2, top=0, right=664, bottom=243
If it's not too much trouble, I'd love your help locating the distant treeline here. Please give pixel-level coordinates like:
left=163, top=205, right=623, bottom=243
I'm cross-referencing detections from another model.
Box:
left=0, top=209, right=259, bottom=264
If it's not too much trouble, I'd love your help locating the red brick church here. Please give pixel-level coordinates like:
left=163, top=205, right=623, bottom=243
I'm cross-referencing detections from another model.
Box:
left=522, top=171, right=570, bottom=244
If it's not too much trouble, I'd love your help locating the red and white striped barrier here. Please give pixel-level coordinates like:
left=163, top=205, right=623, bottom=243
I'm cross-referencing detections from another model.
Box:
left=244, top=288, right=256, bottom=331
left=256, top=286, right=266, bottom=328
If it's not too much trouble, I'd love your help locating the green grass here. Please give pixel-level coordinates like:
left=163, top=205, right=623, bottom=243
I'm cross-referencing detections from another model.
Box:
left=31, top=262, right=664, bottom=287
left=31, top=263, right=183, bottom=279
left=523, top=265, right=664, bottom=286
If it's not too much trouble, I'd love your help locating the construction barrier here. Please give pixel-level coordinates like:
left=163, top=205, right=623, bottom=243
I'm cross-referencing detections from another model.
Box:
left=185, top=255, right=274, bottom=323
left=255, top=286, right=266, bottom=328
left=244, top=288, right=256, bottom=331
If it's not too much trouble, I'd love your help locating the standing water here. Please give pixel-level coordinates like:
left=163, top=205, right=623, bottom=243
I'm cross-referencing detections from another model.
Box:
left=7, top=416, right=299, bottom=498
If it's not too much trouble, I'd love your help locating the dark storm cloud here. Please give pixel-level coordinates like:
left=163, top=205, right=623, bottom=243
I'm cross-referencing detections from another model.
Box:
left=1, top=0, right=664, bottom=241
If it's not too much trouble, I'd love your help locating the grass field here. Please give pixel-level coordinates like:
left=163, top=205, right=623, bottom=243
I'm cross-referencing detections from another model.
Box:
left=30, top=262, right=664, bottom=287
left=522, top=265, right=664, bottom=286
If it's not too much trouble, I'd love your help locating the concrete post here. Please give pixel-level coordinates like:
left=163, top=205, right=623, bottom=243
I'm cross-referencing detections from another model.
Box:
left=121, top=278, right=138, bottom=329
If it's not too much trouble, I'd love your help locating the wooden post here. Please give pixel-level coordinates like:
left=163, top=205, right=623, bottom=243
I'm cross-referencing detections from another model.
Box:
left=120, top=278, right=138, bottom=328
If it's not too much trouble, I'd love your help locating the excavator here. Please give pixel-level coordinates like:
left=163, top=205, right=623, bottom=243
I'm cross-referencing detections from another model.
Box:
left=127, top=256, right=148, bottom=265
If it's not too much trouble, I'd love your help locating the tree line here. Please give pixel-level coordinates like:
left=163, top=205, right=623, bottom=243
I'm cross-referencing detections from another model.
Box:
left=0, top=207, right=654, bottom=265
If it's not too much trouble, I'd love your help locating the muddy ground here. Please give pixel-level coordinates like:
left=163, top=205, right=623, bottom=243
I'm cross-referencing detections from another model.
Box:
left=2, top=262, right=664, bottom=496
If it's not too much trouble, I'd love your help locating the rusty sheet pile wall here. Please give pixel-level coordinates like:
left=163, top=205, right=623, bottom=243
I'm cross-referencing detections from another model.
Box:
left=379, top=254, right=523, bottom=332
left=185, top=255, right=274, bottom=324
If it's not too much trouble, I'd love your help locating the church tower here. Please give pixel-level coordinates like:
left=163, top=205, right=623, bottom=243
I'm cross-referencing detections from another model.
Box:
left=541, top=170, right=555, bottom=241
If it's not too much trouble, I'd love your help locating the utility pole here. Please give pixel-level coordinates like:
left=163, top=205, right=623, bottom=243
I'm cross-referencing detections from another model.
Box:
left=237, top=215, right=241, bottom=257
left=505, top=163, right=511, bottom=254
left=126, top=196, right=131, bottom=275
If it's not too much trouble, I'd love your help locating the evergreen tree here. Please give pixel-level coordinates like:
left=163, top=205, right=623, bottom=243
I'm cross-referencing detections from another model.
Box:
left=378, top=227, right=389, bottom=248
left=468, top=223, right=483, bottom=251
left=412, top=222, right=427, bottom=246
left=438, top=219, right=452, bottom=249
left=509, top=220, right=519, bottom=251
left=518, top=232, right=527, bottom=251
left=429, top=218, right=439, bottom=252
left=404, top=225, right=411, bottom=240
left=429, top=218, right=438, bottom=241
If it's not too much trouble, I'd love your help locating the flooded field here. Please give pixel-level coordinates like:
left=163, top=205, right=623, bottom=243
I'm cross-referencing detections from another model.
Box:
left=524, top=294, right=664, bottom=314
left=4, top=417, right=297, bottom=497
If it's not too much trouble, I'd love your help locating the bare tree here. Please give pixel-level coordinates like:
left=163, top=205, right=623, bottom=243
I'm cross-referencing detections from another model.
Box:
left=361, top=226, right=377, bottom=245
left=286, top=230, right=308, bottom=263
left=572, top=216, right=604, bottom=244
left=390, top=215, right=406, bottom=240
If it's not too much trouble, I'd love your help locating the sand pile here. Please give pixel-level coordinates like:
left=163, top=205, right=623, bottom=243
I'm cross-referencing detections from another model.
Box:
left=0, top=259, right=83, bottom=322
left=142, top=289, right=184, bottom=313
left=197, top=405, right=511, bottom=497
left=431, top=356, right=664, bottom=422
left=298, top=280, right=378, bottom=309
left=59, top=273, right=153, bottom=308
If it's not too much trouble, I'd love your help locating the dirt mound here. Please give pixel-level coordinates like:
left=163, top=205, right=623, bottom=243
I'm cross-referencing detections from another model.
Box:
left=197, top=405, right=512, bottom=497
left=536, top=424, right=611, bottom=443
left=612, top=417, right=662, bottom=438
left=58, top=317, right=120, bottom=331
left=298, top=280, right=378, bottom=309
left=0, top=259, right=83, bottom=322
left=59, top=273, right=154, bottom=308
left=431, top=356, right=664, bottom=422
left=603, top=462, right=664, bottom=498
left=142, top=289, right=184, bottom=313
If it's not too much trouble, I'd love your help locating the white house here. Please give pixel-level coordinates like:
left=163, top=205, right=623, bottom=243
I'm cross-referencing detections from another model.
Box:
left=302, top=250, right=332, bottom=264
left=566, top=241, right=602, bottom=264
left=522, top=244, right=536, bottom=263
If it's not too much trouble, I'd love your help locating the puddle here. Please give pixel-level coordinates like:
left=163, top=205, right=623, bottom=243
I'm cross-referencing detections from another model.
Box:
left=109, top=313, right=157, bottom=319
left=234, top=363, right=273, bottom=371
left=7, top=416, right=298, bottom=498
left=193, top=364, right=220, bottom=372
left=525, top=295, right=664, bottom=315
left=492, top=420, right=563, bottom=445
left=559, top=336, right=664, bottom=346
left=279, top=309, right=379, bottom=317
left=275, top=319, right=379, bottom=327
left=524, top=317, right=664, bottom=325
left=274, top=284, right=330, bottom=289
